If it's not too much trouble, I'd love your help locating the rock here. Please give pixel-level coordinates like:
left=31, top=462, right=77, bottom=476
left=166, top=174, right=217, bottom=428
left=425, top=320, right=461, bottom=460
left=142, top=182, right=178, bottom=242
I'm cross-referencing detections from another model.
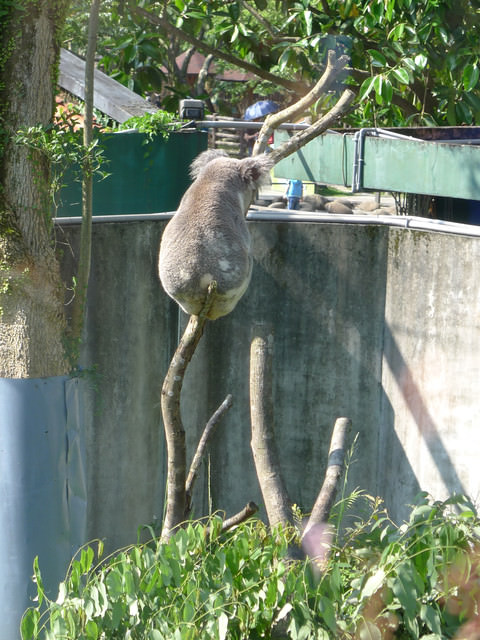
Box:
left=381, top=206, right=397, bottom=215
left=297, top=201, right=315, bottom=211
left=324, top=200, right=353, bottom=215
left=337, top=198, right=355, bottom=209
left=302, top=194, right=328, bottom=210
left=358, top=199, right=380, bottom=212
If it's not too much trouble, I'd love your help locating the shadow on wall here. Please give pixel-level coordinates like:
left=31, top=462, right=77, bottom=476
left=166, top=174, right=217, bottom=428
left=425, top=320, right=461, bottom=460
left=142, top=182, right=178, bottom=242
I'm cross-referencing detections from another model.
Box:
left=380, top=324, right=468, bottom=521
left=182, top=221, right=423, bottom=524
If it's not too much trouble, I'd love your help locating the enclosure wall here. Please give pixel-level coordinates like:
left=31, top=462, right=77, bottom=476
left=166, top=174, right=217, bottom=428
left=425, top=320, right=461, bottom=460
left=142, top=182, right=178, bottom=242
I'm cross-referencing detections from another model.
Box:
left=58, top=219, right=480, bottom=551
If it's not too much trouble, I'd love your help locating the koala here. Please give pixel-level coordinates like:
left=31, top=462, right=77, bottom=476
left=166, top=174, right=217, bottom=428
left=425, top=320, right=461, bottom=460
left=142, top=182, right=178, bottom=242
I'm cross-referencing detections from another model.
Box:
left=159, top=150, right=273, bottom=319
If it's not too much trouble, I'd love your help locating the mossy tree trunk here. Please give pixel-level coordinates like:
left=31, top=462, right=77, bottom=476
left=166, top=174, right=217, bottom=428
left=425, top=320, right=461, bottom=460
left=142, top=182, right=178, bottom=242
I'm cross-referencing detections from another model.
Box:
left=0, top=0, right=70, bottom=377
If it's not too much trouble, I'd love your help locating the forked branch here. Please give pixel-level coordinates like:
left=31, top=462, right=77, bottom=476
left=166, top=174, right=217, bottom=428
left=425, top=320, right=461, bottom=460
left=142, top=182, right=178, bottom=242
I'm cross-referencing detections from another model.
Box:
left=253, top=50, right=354, bottom=157
left=269, top=89, right=356, bottom=165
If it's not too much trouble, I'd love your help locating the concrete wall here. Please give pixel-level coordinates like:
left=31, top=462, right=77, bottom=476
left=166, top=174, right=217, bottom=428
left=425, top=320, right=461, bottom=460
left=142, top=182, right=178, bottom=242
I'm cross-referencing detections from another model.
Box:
left=58, top=219, right=480, bottom=551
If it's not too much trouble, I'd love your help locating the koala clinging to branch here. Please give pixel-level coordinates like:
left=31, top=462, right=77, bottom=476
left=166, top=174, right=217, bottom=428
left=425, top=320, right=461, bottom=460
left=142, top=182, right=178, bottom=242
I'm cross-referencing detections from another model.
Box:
left=159, top=150, right=273, bottom=320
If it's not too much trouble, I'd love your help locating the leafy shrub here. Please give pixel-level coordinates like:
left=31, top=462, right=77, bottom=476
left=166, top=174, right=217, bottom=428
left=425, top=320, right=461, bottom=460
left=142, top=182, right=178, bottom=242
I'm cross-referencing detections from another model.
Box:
left=115, top=111, right=182, bottom=141
left=21, top=493, right=480, bottom=639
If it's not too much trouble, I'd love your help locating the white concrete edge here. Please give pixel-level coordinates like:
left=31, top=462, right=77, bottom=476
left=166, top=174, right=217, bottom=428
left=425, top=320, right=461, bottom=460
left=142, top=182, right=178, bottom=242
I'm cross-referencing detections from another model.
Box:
left=54, top=209, right=480, bottom=238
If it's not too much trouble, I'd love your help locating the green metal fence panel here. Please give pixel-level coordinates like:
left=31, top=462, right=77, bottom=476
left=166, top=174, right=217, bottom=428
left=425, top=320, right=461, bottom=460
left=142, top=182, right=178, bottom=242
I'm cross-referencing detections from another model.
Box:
left=56, top=129, right=208, bottom=217
left=274, top=129, right=480, bottom=200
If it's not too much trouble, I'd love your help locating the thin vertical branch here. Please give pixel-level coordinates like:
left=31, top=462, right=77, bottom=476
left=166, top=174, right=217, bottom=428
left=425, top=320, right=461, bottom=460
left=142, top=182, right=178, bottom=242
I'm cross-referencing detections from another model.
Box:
left=185, top=394, right=233, bottom=516
left=70, top=0, right=100, bottom=346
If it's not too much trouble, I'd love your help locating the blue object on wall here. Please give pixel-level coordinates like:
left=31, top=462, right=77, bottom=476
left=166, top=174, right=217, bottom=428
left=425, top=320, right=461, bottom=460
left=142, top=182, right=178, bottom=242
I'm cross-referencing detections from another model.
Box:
left=0, top=376, right=87, bottom=639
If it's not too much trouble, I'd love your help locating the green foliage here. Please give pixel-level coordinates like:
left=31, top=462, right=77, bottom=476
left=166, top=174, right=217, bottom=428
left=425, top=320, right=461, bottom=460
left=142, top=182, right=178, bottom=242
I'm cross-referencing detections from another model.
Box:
left=171, top=0, right=480, bottom=126
left=115, top=110, right=183, bottom=141
left=62, top=0, right=480, bottom=126
left=14, top=106, right=109, bottom=214
left=21, top=494, right=480, bottom=640
left=63, top=0, right=168, bottom=95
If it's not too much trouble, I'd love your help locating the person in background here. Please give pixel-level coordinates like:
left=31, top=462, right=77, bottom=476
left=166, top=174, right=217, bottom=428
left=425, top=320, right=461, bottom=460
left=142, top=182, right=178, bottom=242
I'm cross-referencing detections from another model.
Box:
left=285, top=179, right=303, bottom=210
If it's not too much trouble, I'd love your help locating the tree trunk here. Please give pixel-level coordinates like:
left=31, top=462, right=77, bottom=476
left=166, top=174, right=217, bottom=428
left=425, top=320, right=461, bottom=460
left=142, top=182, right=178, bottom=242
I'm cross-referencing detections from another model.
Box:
left=250, top=323, right=293, bottom=529
left=0, top=1, right=70, bottom=377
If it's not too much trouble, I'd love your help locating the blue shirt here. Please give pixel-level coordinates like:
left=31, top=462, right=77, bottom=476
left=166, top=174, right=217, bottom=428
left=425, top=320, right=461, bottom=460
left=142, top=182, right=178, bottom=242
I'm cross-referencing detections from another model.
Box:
left=286, top=180, right=303, bottom=197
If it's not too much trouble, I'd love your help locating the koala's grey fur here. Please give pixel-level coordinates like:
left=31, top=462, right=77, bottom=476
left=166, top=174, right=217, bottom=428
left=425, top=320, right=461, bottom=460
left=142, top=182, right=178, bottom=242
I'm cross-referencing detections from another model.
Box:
left=159, top=150, right=273, bottom=319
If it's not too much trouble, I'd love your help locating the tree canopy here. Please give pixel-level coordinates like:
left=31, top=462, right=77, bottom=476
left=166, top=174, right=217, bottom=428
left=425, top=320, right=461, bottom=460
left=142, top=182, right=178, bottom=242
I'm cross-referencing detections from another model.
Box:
left=63, top=0, right=480, bottom=127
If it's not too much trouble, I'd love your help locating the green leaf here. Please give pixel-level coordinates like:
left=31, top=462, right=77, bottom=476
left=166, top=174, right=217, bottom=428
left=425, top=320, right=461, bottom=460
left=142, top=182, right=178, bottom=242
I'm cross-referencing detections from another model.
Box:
left=266, top=577, right=278, bottom=608
left=106, top=569, right=123, bottom=598
left=275, top=602, right=292, bottom=623
left=420, top=603, right=442, bottom=635
left=303, top=10, right=312, bottom=36
left=278, top=48, right=292, bottom=72
left=373, top=75, right=384, bottom=104
left=368, top=49, right=387, bottom=67
left=414, top=54, right=428, bottom=70
left=182, top=600, right=195, bottom=622
left=385, top=0, right=395, bottom=22
left=318, top=596, right=337, bottom=632
left=358, top=76, right=377, bottom=101
left=358, top=620, right=382, bottom=640
left=447, top=99, right=457, bottom=125
left=85, top=619, right=98, bottom=639
left=361, top=568, right=385, bottom=598
left=388, top=23, right=405, bottom=40
left=218, top=612, right=229, bottom=640
left=230, top=25, right=239, bottom=43
left=20, top=609, right=39, bottom=640
left=381, top=77, right=393, bottom=103
left=463, top=64, right=479, bottom=92
left=392, top=563, right=421, bottom=623
left=456, top=101, right=473, bottom=125
left=402, top=57, right=416, bottom=71
left=392, top=67, right=410, bottom=84
left=32, top=557, right=45, bottom=607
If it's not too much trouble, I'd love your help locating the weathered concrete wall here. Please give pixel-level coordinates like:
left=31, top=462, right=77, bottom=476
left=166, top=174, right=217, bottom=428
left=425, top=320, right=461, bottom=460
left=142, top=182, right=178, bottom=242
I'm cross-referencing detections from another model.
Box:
left=379, top=229, right=480, bottom=520
left=58, top=219, right=480, bottom=550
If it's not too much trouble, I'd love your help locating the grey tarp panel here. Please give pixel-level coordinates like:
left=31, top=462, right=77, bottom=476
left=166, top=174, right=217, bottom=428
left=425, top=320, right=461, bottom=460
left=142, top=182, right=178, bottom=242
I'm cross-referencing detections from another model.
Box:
left=0, top=376, right=87, bottom=639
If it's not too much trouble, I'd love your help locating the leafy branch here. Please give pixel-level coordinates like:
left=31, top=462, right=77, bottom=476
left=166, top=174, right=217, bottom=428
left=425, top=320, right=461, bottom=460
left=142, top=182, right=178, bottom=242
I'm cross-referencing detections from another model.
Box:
left=128, top=2, right=309, bottom=94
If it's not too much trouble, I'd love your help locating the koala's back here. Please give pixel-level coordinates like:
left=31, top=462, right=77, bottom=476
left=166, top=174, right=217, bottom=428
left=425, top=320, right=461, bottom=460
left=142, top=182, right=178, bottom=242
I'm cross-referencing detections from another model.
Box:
left=159, top=173, right=252, bottom=319
left=159, top=152, right=272, bottom=319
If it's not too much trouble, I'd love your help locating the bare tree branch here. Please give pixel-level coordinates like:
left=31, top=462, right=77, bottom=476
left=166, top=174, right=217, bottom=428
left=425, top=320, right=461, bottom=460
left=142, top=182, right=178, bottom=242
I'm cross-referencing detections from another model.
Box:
left=253, top=50, right=353, bottom=156
left=161, top=282, right=217, bottom=542
left=250, top=323, right=293, bottom=528
left=269, top=88, right=356, bottom=165
left=196, top=52, right=214, bottom=96
left=185, top=393, right=233, bottom=516
left=221, top=501, right=259, bottom=533
left=303, top=417, right=351, bottom=535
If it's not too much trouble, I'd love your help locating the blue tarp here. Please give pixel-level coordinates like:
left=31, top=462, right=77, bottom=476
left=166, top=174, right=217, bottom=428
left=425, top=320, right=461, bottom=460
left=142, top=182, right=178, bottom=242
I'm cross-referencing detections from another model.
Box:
left=0, top=376, right=87, bottom=639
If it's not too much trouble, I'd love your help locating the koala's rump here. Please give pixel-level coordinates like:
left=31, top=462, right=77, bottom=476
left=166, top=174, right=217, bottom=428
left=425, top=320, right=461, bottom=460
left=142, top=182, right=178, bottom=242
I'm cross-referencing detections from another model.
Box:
left=158, top=205, right=252, bottom=318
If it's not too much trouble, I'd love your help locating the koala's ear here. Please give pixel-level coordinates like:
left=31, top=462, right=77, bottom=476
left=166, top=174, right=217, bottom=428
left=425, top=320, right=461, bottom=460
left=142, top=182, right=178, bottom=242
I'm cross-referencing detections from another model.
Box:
left=239, top=155, right=274, bottom=188
left=189, top=149, right=229, bottom=180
